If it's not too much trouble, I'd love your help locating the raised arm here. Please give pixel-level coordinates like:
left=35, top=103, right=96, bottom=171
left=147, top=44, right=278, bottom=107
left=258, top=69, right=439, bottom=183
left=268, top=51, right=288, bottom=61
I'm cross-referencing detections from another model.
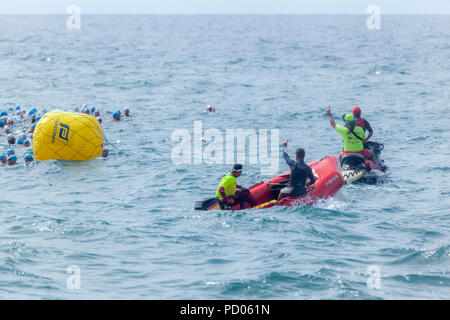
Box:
left=326, top=107, right=336, bottom=128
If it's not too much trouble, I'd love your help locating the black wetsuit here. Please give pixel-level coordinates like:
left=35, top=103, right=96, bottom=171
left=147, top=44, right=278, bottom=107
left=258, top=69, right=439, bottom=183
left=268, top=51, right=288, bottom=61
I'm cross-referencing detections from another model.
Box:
left=283, top=148, right=316, bottom=196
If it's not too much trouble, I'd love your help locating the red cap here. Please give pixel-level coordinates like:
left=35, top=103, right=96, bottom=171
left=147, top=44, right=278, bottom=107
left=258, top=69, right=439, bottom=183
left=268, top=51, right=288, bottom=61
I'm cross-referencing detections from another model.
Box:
left=353, top=106, right=361, bottom=116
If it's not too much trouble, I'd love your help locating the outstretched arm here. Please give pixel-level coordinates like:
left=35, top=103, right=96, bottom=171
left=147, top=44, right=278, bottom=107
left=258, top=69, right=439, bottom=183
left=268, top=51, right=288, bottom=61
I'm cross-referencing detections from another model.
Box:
left=326, top=107, right=336, bottom=128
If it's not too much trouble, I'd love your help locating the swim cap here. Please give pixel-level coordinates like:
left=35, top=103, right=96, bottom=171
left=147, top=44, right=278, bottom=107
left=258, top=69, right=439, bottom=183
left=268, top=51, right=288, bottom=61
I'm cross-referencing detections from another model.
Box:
left=0, top=111, right=7, bottom=117
left=7, top=149, right=14, bottom=155
left=112, top=111, right=121, bottom=119
left=7, top=134, right=15, bottom=141
left=74, top=107, right=80, bottom=113
left=353, top=106, right=361, bottom=117
left=0, top=154, right=6, bottom=160
left=17, top=137, right=24, bottom=145
left=31, top=122, right=37, bottom=128
left=36, top=116, right=42, bottom=122
left=16, top=106, right=21, bottom=110
left=8, top=155, right=17, bottom=162
left=24, top=154, right=33, bottom=161
left=28, top=108, right=36, bottom=115
left=344, top=114, right=356, bottom=125
left=23, top=139, right=30, bottom=145
left=8, top=107, right=13, bottom=111
left=0, top=120, right=3, bottom=128
left=91, top=106, right=96, bottom=112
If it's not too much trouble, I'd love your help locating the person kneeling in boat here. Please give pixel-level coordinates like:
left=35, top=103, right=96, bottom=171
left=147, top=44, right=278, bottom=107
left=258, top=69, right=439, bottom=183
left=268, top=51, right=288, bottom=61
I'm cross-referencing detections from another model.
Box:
left=216, top=164, right=257, bottom=209
left=326, top=107, right=381, bottom=170
left=278, top=139, right=316, bottom=200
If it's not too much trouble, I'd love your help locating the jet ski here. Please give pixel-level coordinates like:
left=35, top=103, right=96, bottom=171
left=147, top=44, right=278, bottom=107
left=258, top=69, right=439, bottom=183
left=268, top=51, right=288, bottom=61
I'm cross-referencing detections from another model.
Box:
left=341, top=141, right=388, bottom=184
left=195, top=156, right=344, bottom=211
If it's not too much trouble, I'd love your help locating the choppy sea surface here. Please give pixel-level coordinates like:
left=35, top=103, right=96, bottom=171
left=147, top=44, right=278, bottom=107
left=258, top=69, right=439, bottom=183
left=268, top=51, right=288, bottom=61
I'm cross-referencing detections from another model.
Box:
left=0, top=15, right=449, bottom=299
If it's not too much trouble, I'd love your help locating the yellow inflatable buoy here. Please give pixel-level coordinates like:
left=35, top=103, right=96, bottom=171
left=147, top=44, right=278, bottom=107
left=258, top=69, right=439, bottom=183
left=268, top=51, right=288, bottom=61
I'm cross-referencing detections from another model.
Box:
left=33, top=110, right=104, bottom=161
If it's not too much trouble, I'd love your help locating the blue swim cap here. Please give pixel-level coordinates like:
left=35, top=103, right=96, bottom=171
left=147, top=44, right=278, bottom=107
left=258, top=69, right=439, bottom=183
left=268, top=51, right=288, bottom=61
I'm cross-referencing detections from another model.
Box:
left=16, top=106, right=21, bottom=110
left=23, top=139, right=30, bottom=145
left=8, top=107, right=13, bottom=111
left=31, top=123, right=37, bottom=128
left=29, top=109, right=36, bottom=115
left=36, top=116, right=42, bottom=122
left=17, top=137, right=24, bottom=145
left=91, top=106, right=96, bottom=112
left=0, top=154, right=6, bottom=160
left=7, top=149, right=14, bottom=155
left=8, top=155, right=17, bottom=162
left=0, top=111, right=7, bottom=117
left=112, top=111, right=121, bottom=119
left=0, top=120, right=4, bottom=128
left=31, top=114, right=36, bottom=120
left=24, top=154, right=33, bottom=161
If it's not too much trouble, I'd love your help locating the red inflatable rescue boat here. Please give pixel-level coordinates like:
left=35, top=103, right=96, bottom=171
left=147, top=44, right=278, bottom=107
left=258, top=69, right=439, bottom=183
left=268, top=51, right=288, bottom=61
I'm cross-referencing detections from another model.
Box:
left=195, top=156, right=344, bottom=210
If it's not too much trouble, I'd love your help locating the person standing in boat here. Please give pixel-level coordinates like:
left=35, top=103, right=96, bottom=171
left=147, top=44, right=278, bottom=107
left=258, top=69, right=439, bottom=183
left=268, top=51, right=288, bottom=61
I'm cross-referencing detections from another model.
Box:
left=278, top=139, right=316, bottom=200
left=216, top=164, right=257, bottom=209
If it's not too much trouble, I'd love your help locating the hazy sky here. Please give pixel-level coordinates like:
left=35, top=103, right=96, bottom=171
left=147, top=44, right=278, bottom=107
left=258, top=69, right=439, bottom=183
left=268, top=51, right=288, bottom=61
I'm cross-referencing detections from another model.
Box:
left=1, top=0, right=450, bottom=15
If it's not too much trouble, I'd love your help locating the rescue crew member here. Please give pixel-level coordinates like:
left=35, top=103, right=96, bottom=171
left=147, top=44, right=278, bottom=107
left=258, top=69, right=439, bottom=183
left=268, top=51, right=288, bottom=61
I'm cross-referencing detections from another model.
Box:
left=215, top=164, right=257, bottom=209
left=278, top=139, right=316, bottom=200
left=326, top=107, right=379, bottom=167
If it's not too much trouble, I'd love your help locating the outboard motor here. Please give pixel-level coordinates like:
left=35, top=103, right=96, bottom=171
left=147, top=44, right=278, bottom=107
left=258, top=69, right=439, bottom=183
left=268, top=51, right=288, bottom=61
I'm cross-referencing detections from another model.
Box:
left=341, top=153, right=366, bottom=170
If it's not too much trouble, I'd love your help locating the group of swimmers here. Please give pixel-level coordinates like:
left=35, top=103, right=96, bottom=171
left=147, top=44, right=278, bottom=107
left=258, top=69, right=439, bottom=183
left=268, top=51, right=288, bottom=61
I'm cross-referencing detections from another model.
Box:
left=1, top=106, right=39, bottom=166
left=1, top=104, right=133, bottom=166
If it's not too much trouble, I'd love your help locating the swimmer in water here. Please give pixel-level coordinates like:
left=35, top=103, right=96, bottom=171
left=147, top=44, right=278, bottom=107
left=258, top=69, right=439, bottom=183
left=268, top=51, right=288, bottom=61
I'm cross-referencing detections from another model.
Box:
left=7, top=149, right=15, bottom=156
left=112, top=110, right=121, bottom=121
left=7, top=154, right=17, bottom=166
left=205, top=105, right=215, bottom=112
left=97, top=117, right=103, bottom=124
left=123, top=107, right=132, bottom=117
left=17, top=137, right=24, bottom=145
left=0, top=154, right=6, bottom=164
left=0, top=119, right=4, bottom=128
left=24, top=154, right=34, bottom=163
left=7, top=134, right=16, bottom=145
left=94, top=109, right=100, bottom=117
left=23, top=139, right=31, bottom=148
left=30, top=114, right=36, bottom=124
left=0, top=111, right=7, bottom=117
left=74, top=106, right=80, bottom=113
left=27, top=123, right=36, bottom=134
left=4, top=125, right=11, bottom=134
left=102, top=148, right=109, bottom=158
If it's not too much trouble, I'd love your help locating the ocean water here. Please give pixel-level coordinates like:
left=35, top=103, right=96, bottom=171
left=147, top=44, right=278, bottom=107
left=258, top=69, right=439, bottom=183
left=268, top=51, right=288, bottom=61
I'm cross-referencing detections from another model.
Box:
left=0, top=15, right=449, bottom=299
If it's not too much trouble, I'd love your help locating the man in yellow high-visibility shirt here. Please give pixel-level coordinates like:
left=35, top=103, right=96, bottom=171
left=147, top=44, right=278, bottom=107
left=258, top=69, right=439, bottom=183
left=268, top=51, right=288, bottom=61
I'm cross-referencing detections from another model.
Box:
left=216, top=164, right=257, bottom=208
left=326, top=107, right=380, bottom=168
